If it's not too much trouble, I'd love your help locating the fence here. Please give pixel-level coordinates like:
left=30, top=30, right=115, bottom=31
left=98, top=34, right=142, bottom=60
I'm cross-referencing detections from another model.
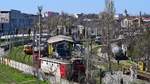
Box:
left=0, top=57, right=79, bottom=84
left=0, top=57, right=34, bottom=75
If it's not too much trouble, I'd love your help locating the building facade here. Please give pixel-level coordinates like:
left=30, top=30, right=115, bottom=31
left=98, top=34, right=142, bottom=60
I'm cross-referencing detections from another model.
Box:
left=44, top=11, right=59, bottom=17
left=0, top=10, right=38, bottom=35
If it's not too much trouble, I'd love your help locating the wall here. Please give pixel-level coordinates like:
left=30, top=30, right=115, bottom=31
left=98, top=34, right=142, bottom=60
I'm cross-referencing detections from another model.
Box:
left=0, top=57, right=34, bottom=75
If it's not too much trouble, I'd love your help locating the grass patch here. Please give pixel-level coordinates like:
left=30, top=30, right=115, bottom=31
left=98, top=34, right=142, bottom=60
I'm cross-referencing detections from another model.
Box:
left=99, top=60, right=137, bottom=72
left=96, top=62, right=126, bottom=72
left=0, top=64, right=48, bottom=84
left=92, top=45, right=102, bottom=55
left=6, top=46, right=33, bottom=66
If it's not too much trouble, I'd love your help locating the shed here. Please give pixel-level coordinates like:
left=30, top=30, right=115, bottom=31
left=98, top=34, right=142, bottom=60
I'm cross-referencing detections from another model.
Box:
left=47, top=35, right=73, bottom=44
left=47, top=35, right=73, bottom=59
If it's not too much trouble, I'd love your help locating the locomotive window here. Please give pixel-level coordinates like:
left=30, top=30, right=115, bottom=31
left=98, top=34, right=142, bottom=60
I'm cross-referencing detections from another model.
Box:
left=73, top=60, right=84, bottom=65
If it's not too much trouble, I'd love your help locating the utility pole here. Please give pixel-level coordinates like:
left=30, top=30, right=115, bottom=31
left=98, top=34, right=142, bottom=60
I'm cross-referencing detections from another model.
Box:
left=38, top=6, right=42, bottom=60
left=33, top=6, right=42, bottom=84
left=85, top=25, right=92, bottom=84
left=9, top=20, right=12, bottom=53
left=84, top=26, right=88, bottom=83
left=84, top=25, right=89, bottom=84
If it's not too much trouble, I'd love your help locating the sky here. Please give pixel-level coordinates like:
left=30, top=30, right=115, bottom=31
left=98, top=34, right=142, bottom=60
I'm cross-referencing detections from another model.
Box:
left=0, top=0, right=150, bottom=15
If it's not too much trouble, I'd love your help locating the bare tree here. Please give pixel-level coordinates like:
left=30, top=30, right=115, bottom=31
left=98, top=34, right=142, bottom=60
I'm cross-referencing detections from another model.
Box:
left=100, top=11, right=115, bottom=72
left=44, top=15, right=59, bottom=34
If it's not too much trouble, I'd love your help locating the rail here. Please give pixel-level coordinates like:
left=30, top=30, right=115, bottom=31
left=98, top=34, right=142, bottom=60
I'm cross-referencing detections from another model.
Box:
left=137, top=71, right=150, bottom=81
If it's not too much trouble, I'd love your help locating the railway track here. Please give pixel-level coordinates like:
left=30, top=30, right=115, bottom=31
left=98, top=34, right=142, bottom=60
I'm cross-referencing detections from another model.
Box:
left=137, top=71, right=150, bottom=81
